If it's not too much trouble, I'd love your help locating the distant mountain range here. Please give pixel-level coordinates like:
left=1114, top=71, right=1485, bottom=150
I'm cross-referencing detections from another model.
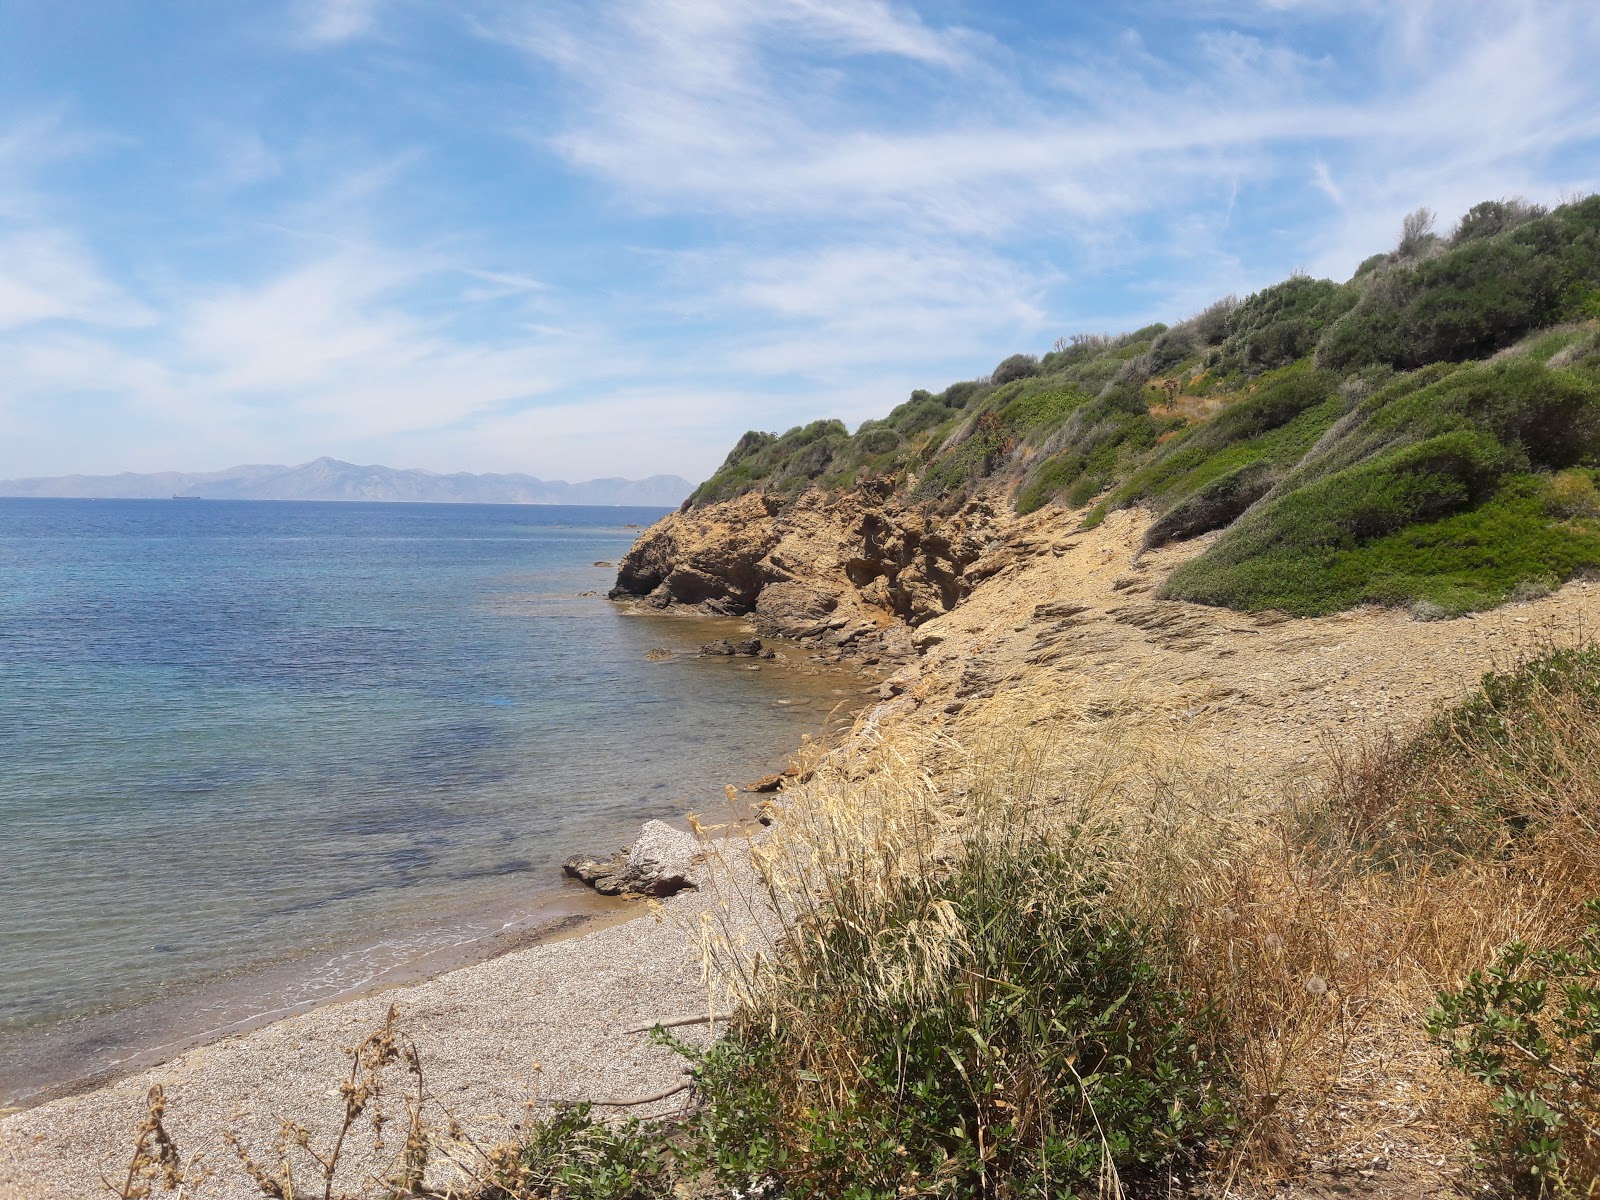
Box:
left=0, top=458, right=692, bottom=507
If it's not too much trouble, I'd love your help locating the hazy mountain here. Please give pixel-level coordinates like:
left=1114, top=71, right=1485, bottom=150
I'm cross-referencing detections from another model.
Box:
left=0, top=458, right=691, bottom=507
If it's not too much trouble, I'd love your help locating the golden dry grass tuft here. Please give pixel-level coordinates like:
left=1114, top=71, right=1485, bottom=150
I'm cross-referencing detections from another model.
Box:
left=1184, top=639, right=1600, bottom=1193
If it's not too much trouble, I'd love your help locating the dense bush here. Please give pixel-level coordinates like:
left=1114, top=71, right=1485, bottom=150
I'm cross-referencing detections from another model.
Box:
left=1451, top=198, right=1547, bottom=246
left=991, top=352, right=1041, bottom=385
left=687, top=835, right=1233, bottom=1199
left=1163, top=358, right=1600, bottom=614
left=1318, top=197, right=1600, bottom=373
left=691, top=420, right=850, bottom=503
left=1214, top=277, right=1356, bottom=377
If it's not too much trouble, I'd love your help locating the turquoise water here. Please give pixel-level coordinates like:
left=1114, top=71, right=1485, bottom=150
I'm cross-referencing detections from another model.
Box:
left=0, top=499, right=853, bottom=1104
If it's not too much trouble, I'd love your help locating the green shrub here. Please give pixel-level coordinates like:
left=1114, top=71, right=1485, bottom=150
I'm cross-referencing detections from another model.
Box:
left=1213, top=277, right=1356, bottom=377
left=1549, top=470, right=1600, bottom=519
left=997, top=385, right=1089, bottom=434
left=1064, top=473, right=1102, bottom=508
left=1010, top=385, right=1172, bottom=515
left=1016, top=452, right=1081, bottom=514
left=1430, top=904, right=1600, bottom=1195
left=992, top=353, right=1040, bottom=385
left=1162, top=358, right=1600, bottom=614
left=1451, top=198, right=1547, bottom=246
left=687, top=837, right=1234, bottom=1200
left=487, top=1104, right=676, bottom=1200
left=1318, top=197, right=1600, bottom=373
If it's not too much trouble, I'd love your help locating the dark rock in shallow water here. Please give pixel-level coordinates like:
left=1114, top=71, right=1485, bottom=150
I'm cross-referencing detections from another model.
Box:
left=699, top=637, right=768, bottom=658
left=562, top=851, right=630, bottom=895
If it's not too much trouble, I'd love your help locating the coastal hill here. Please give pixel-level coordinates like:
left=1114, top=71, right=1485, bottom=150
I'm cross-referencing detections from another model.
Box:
left=0, top=458, right=692, bottom=506
left=614, top=196, right=1600, bottom=634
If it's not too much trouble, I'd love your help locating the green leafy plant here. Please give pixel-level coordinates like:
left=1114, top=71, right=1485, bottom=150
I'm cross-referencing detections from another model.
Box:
left=688, top=828, right=1235, bottom=1199
left=1429, top=905, right=1600, bottom=1194
left=482, top=1103, right=677, bottom=1200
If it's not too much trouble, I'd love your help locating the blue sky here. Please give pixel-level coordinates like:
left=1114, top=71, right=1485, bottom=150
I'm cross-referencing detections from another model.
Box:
left=3, top=1, right=1599, bottom=484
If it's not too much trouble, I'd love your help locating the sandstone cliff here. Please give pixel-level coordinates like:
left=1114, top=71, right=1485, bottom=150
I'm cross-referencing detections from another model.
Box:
left=609, top=481, right=1024, bottom=663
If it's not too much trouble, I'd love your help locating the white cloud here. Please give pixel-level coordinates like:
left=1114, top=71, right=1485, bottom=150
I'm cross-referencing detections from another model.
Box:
left=1311, top=159, right=1343, bottom=208
left=6, top=2, right=1600, bottom=483
left=492, top=0, right=1600, bottom=259
left=0, top=228, right=153, bottom=331
left=297, top=0, right=381, bottom=44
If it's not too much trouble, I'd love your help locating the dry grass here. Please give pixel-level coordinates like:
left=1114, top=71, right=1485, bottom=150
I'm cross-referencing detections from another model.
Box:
left=700, top=709, right=1256, bottom=1021
left=1149, top=390, right=1228, bottom=427
left=687, top=709, right=1259, bottom=1196
left=1184, top=640, right=1600, bottom=1193
left=692, top=639, right=1600, bottom=1195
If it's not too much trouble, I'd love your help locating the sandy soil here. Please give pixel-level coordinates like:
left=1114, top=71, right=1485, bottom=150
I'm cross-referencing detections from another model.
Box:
left=902, top=504, right=1600, bottom=789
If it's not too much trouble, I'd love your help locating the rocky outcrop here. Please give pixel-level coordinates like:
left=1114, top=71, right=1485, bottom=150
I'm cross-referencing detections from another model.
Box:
left=609, top=493, right=785, bottom=614
left=609, top=484, right=1005, bottom=657
left=699, top=638, right=771, bottom=657
left=562, top=819, right=700, bottom=898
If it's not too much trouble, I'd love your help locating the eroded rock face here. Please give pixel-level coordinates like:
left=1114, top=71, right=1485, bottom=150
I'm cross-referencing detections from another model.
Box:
left=609, top=492, right=783, bottom=613
left=609, top=485, right=1003, bottom=654
left=755, top=582, right=840, bottom=638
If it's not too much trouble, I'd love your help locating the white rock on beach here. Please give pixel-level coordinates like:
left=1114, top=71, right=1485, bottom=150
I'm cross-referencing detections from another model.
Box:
left=625, top=819, right=700, bottom=892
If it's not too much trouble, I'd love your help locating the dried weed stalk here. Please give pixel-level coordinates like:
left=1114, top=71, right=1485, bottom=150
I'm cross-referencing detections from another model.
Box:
left=224, top=1004, right=429, bottom=1200
left=103, top=1084, right=208, bottom=1198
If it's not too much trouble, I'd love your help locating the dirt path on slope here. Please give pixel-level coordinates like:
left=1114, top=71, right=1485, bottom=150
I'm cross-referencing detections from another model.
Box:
left=884, top=505, right=1599, bottom=795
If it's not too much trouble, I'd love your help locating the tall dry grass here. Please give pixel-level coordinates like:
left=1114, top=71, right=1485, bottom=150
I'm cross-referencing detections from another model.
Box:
left=1183, top=641, right=1600, bottom=1193
left=690, top=710, right=1258, bottom=1196
left=695, top=640, right=1600, bottom=1195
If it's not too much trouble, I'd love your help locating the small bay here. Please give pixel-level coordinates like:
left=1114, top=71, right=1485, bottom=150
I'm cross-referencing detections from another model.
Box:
left=0, top=498, right=848, bottom=1105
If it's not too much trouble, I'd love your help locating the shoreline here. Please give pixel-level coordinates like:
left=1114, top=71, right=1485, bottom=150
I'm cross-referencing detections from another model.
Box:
left=0, top=824, right=781, bottom=1200
left=0, top=884, right=639, bottom=1115
left=0, top=611, right=876, bottom=1126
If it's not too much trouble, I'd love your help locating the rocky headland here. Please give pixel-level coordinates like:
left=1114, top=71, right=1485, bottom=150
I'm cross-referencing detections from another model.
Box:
left=607, top=483, right=1597, bottom=790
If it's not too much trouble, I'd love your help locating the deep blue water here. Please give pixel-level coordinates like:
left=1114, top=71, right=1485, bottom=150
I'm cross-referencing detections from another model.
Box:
left=0, top=499, right=853, bottom=1102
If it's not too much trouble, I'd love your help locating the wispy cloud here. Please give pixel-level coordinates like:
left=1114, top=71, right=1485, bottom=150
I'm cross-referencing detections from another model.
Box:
left=0, top=228, right=144, bottom=331
left=2, top=2, right=1600, bottom=483
left=296, top=0, right=382, bottom=44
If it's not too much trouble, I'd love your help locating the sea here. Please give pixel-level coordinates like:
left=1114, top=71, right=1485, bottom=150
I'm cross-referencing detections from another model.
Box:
left=0, top=498, right=858, bottom=1107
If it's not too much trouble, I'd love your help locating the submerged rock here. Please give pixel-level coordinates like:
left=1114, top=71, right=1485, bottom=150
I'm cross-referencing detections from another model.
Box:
left=699, top=637, right=770, bottom=658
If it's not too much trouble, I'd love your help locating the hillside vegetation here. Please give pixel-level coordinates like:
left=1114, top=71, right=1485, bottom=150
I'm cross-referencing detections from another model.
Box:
left=694, top=196, right=1600, bottom=616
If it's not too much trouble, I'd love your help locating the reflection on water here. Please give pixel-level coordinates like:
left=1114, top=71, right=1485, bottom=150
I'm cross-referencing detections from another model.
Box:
left=0, top=499, right=865, bottom=1105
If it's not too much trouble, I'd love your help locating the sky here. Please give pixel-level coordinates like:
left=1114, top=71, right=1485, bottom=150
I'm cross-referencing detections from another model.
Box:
left=2, top=1, right=1599, bottom=484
